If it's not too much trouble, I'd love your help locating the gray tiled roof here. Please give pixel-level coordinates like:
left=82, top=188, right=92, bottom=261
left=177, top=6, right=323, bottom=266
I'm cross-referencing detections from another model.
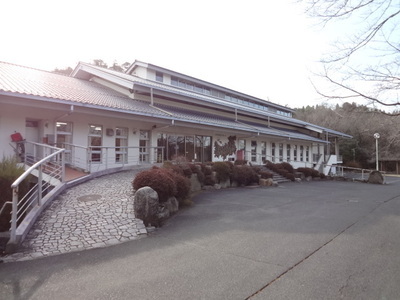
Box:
left=0, top=61, right=168, bottom=117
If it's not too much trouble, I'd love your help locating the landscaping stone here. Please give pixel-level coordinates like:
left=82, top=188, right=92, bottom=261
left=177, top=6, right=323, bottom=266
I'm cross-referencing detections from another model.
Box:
left=259, top=178, right=274, bottom=187
left=190, top=173, right=202, bottom=192
left=134, top=186, right=160, bottom=227
left=368, top=170, right=384, bottom=184
left=164, top=197, right=179, bottom=214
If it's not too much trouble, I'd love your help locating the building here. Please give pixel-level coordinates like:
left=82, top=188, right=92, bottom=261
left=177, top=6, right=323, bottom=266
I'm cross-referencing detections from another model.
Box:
left=0, top=60, right=351, bottom=175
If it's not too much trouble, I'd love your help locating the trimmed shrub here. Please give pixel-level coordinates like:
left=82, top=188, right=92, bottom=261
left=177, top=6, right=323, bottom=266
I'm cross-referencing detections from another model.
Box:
left=260, top=171, right=273, bottom=179
left=286, top=173, right=295, bottom=181
left=234, top=160, right=247, bottom=166
left=189, top=163, right=205, bottom=185
left=212, top=161, right=232, bottom=182
left=232, top=165, right=259, bottom=186
left=265, top=160, right=278, bottom=172
left=279, top=162, right=294, bottom=173
left=133, top=167, right=177, bottom=202
left=170, top=172, right=191, bottom=204
left=204, top=175, right=216, bottom=186
left=296, top=167, right=321, bottom=178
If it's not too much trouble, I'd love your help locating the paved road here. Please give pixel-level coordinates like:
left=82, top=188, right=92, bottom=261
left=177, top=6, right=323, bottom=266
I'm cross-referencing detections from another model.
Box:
left=1, top=178, right=400, bottom=299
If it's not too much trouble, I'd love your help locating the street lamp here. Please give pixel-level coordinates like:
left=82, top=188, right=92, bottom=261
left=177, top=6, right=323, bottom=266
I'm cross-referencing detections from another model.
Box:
left=374, top=133, right=380, bottom=170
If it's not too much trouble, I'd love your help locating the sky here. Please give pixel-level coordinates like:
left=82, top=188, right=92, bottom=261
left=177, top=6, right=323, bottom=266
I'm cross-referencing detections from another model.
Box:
left=1, top=0, right=339, bottom=109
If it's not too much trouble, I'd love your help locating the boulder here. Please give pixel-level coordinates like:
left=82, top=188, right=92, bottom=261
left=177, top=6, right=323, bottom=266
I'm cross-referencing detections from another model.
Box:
left=219, top=178, right=231, bottom=188
left=259, top=178, right=274, bottom=187
left=164, top=196, right=179, bottom=214
left=368, top=171, right=384, bottom=184
left=190, top=173, right=202, bottom=192
left=134, top=186, right=160, bottom=227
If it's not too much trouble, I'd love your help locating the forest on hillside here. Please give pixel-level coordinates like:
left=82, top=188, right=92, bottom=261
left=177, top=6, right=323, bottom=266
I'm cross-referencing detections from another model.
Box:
left=295, top=103, right=400, bottom=171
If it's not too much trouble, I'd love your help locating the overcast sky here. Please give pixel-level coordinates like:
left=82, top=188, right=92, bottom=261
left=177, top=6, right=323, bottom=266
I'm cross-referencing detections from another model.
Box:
left=1, top=0, right=340, bottom=109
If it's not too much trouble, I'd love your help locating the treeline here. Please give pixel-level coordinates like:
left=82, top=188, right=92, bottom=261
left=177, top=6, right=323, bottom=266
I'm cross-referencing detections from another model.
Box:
left=295, top=103, right=400, bottom=170
left=52, top=59, right=130, bottom=75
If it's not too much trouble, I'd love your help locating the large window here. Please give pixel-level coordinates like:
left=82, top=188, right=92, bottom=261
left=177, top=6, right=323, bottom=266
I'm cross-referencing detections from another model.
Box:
left=306, top=146, right=310, bottom=162
left=293, top=145, right=298, bottom=161
left=251, top=141, right=257, bottom=162
left=89, top=125, right=102, bottom=162
left=158, top=133, right=211, bottom=162
left=261, top=141, right=267, bottom=162
left=279, top=143, right=283, bottom=162
left=56, top=121, right=73, bottom=148
left=115, top=127, right=128, bottom=163
left=271, top=143, right=276, bottom=162
left=300, top=145, right=304, bottom=161
left=286, top=144, right=291, bottom=162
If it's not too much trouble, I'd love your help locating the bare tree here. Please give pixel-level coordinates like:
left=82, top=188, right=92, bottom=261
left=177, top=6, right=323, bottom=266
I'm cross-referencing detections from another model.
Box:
left=302, top=0, right=400, bottom=112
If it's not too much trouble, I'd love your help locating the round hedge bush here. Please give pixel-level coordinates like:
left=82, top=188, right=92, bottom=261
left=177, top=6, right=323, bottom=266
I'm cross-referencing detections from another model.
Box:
left=133, top=167, right=177, bottom=202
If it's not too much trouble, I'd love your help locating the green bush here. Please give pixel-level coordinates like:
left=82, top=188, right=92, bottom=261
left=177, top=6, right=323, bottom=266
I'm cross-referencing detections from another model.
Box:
left=232, top=165, right=259, bottom=186
left=0, top=156, right=30, bottom=231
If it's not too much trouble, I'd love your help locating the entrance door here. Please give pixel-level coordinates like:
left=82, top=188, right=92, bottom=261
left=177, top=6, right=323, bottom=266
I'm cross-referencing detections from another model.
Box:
left=25, top=120, right=39, bottom=159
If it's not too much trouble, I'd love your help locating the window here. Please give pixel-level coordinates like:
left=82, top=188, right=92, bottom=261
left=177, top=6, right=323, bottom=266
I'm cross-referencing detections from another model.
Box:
left=156, top=71, right=163, bottom=82
left=139, top=130, right=149, bottom=162
left=286, top=144, right=291, bottom=161
left=89, top=125, right=102, bottom=162
left=115, top=127, right=128, bottom=163
left=261, top=141, right=267, bottom=162
left=271, top=143, right=276, bottom=162
left=56, top=121, right=73, bottom=147
left=293, top=145, right=298, bottom=161
left=300, top=145, right=304, bottom=161
left=251, top=140, right=257, bottom=162
left=306, top=146, right=309, bottom=162
left=279, top=143, right=283, bottom=162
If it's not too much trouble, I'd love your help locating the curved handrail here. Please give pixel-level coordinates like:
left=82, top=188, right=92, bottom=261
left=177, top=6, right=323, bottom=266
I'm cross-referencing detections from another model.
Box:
left=11, top=148, right=65, bottom=188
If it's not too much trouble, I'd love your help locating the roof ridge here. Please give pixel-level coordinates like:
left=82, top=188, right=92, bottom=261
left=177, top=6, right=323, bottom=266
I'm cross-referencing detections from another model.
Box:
left=0, top=60, right=71, bottom=77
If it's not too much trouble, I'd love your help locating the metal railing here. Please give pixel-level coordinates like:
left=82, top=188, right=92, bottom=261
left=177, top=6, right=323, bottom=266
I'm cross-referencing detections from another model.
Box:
left=9, top=146, right=65, bottom=244
left=63, top=143, right=165, bottom=172
left=241, top=150, right=313, bottom=168
left=331, top=165, right=386, bottom=182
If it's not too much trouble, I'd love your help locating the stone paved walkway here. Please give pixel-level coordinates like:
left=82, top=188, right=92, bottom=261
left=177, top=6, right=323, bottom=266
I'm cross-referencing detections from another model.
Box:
left=1, top=170, right=147, bottom=263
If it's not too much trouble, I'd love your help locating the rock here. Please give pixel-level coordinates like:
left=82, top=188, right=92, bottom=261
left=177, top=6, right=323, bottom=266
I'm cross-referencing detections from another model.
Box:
left=190, top=173, right=202, bottom=192
left=368, top=170, right=384, bottom=184
left=219, top=178, right=231, bottom=188
left=133, top=187, right=160, bottom=227
left=259, top=178, right=274, bottom=187
left=214, top=184, right=222, bottom=190
left=156, top=206, right=170, bottom=223
left=164, top=197, right=179, bottom=214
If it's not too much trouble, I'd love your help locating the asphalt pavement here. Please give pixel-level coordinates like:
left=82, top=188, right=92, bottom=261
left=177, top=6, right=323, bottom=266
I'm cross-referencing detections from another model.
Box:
left=1, top=176, right=400, bottom=299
